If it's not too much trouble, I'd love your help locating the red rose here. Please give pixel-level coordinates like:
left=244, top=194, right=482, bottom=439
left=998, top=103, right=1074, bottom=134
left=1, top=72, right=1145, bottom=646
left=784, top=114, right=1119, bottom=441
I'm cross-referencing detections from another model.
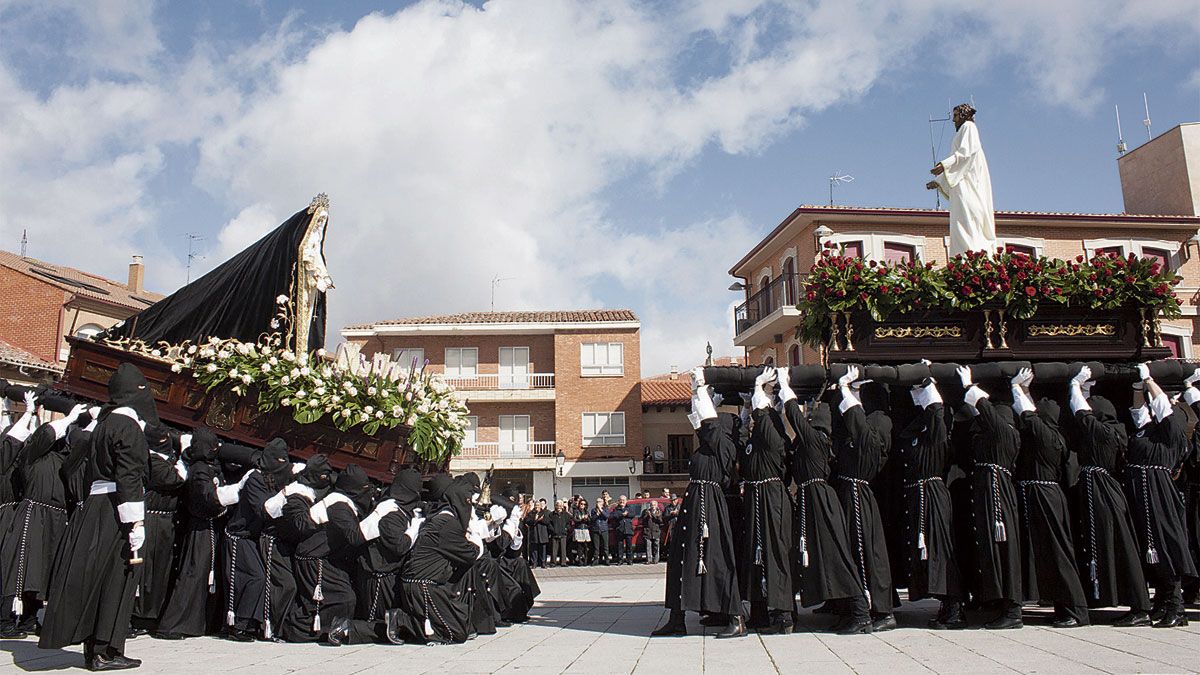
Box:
left=852, top=275, right=861, bottom=282
left=1075, top=255, right=1084, bottom=263
left=806, top=291, right=816, bottom=301
left=1001, top=283, right=1010, bottom=292
left=836, top=289, right=846, bottom=297
left=963, top=286, right=974, bottom=295
left=877, top=267, right=886, bottom=276
left=971, top=275, right=981, bottom=285
left=1093, top=289, right=1103, bottom=297
left=880, top=285, right=891, bottom=294
left=859, top=292, right=869, bottom=301
left=869, top=260, right=877, bottom=268
left=1024, top=286, right=1036, bottom=297
left=1125, top=275, right=1135, bottom=283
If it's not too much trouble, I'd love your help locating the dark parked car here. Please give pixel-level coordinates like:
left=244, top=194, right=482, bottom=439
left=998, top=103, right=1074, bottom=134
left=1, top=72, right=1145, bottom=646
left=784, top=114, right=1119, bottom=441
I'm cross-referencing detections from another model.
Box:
left=609, top=497, right=673, bottom=559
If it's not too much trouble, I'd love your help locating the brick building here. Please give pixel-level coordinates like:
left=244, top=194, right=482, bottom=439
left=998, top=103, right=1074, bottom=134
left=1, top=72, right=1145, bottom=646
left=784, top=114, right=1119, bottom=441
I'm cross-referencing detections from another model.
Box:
left=730, top=123, right=1200, bottom=366
left=0, top=250, right=163, bottom=385
left=341, top=310, right=643, bottom=503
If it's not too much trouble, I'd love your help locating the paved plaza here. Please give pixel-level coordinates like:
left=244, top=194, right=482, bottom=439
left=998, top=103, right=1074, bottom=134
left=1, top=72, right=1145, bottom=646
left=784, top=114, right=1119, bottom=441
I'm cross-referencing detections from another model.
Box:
left=3, top=565, right=1200, bottom=674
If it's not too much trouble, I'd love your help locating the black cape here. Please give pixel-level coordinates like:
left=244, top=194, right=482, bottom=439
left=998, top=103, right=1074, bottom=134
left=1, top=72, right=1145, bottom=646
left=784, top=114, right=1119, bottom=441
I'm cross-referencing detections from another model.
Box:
left=739, top=405, right=794, bottom=613
left=832, top=401, right=894, bottom=614
left=897, top=403, right=960, bottom=601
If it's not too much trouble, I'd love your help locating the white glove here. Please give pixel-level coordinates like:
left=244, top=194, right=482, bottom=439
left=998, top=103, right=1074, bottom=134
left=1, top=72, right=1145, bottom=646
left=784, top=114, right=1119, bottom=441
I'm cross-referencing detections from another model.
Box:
left=237, top=469, right=256, bottom=488
left=1071, top=365, right=1092, bottom=386
left=264, top=489, right=288, bottom=519
left=1186, top=368, right=1200, bottom=387
left=911, top=381, right=943, bottom=409
left=751, top=377, right=774, bottom=410
left=404, top=508, right=425, bottom=544
left=47, top=403, right=88, bottom=440
left=689, top=367, right=706, bottom=391
left=775, top=367, right=798, bottom=404
left=488, top=504, right=507, bottom=523
left=687, top=385, right=718, bottom=429
left=21, top=390, right=37, bottom=412
left=128, top=523, right=146, bottom=554
left=838, top=365, right=860, bottom=388
left=373, top=499, right=400, bottom=518
left=754, top=367, right=777, bottom=388
left=502, top=507, right=522, bottom=539
left=173, top=459, right=188, bottom=480
left=216, top=483, right=242, bottom=507
left=1011, top=367, right=1033, bottom=389
left=1011, top=383, right=1036, bottom=416
left=957, top=366, right=973, bottom=388
left=1137, top=362, right=1151, bottom=382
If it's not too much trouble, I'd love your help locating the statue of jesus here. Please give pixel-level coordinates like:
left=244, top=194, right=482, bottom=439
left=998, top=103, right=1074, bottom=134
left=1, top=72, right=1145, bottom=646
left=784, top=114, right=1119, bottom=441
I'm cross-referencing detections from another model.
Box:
left=926, top=103, right=996, bottom=257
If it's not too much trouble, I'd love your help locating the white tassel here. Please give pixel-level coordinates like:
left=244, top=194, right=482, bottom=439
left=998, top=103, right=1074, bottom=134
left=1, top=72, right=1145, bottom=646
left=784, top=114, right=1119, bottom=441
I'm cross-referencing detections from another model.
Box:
left=800, top=536, right=809, bottom=568
left=993, top=520, right=1006, bottom=542
left=226, top=610, right=235, bottom=626
left=12, top=596, right=22, bottom=616
left=264, top=620, right=272, bottom=640
left=754, top=545, right=763, bottom=566
left=917, top=532, right=927, bottom=560
left=313, top=585, right=324, bottom=602
left=313, top=613, right=321, bottom=633
left=697, top=559, right=707, bottom=575
left=208, top=570, right=216, bottom=594
left=1147, top=547, right=1159, bottom=565
left=702, top=522, right=709, bottom=539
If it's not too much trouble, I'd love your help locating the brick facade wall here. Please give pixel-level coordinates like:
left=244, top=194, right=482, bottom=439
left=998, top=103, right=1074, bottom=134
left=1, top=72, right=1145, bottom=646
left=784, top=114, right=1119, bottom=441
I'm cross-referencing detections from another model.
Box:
left=553, top=328, right=643, bottom=463
left=0, top=266, right=66, bottom=363
left=355, top=333, right=556, bottom=376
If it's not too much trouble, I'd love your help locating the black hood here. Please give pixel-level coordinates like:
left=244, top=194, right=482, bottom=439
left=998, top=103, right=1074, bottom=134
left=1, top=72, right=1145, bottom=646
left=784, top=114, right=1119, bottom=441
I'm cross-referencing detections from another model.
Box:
left=335, top=463, right=377, bottom=512
left=1089, top=395, right=1119, bottom=425
left=105, top=363, right=160, bottom=426
left=145, top=423, right=176, bottom=461
left=808, top=402, right=833, bottom=437
left=185, top=427, right=221, bottom=463
left=257, top=437, right=293, bottom=486
left=864, top=410, right=893, bottom=451
left=298, top=454, right=334, bottom=491
left=388, top=467, right=423, bottom=510
left=426, top=473, right=454, bottom=503
left=1036, top=397, right=1061, bottom=433
left=442, top=475, right=476, bottom=530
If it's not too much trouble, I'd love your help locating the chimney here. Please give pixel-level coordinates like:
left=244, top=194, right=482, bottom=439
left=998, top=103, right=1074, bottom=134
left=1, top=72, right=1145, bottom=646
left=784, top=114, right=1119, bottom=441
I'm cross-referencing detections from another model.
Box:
left=669, top=365, right=679, bottom=379
left=128, top=255, right=144, bottom=294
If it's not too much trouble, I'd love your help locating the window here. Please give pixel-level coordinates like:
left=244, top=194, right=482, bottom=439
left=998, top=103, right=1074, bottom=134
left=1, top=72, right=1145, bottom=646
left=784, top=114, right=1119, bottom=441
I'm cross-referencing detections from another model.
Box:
left=1160, top=324, right=1193, bottom=359
left=788, top=344, right=801, bottom=366
left=781, top=257, right=797, bottom=304
left=883, top=242, right=916, bottom=263
left=1163, top=335, right=1184, bottom=359
left=582, top=412, right=626, bottom=446
left=499, top=346, right=530, bottom=388
left=581, top=342, right=624, bottom=376
left=1084, top=239, right=1181, bottom=270
left=391, top=348, right=424, bottom=368
left=499, top=415, right=530, bottom=457
left=829, top=233, right=924, bottom=262
left=444, top=347, right=478, bottom=377
left=463, top=416, right=478, bottom=448
left=1005, top=243, right=1036, bottom=257
left=998, top=236, right=1044, bottom=257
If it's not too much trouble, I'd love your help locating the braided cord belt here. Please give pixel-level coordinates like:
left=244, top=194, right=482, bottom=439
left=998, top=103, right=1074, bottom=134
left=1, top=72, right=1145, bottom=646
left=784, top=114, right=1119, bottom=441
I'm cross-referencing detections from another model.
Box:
left=1128, top=464, right=1172, bottom=564
left=402, top=578, right=451, bottom=641
left=742, top=476, right=782, bottom=595
left=1018, top=479, right=1059, bottom=543
left=1080, top=466, right=1108, bottom=599
left=796, top=477, right=825, bottom=568
left=977, top=463, right=1012, bottom=542
left=262, top=534, right=275, bottom=639
left=689, top=479, right=721, bottom=575
left=10, top=499, right=63, bottom=616
left=903, top=477, right=942, bottom=561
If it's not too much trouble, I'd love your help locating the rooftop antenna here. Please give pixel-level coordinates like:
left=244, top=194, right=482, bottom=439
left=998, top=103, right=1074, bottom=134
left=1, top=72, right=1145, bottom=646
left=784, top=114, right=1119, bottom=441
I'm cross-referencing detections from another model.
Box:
left=1115, top=105, right=1128, bottom=155
left=19, top=229, right=27, bottom=258
left=928, top=103, right=952, bottom=208
left=828, top=172, right=854, bottom=206
left=490, top=275, right=516, bottom=312
left=1142, top=92, right=1153, bottom=141
left=185, top=233, right=205, bottom=284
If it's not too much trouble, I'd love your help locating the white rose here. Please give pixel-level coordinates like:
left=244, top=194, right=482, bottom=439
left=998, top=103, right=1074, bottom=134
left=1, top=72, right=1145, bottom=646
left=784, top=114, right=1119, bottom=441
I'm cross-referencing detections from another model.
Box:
left=241, top=374, right=252, bottom=384
left=229, top=368, right=239, bottom=378
left=282, top=351, right=295, bottom=362
left=347, top=386, right=358, bottom=397
left=187, top=345, right=198, bottom=355
left=218, top=350, right=230, bottom=359
left=392, top=405, right=403, bottom=416
left=405, top=392, right=413, bottom=401
left=367, top=386, right=377, bottom=396
left=341, top=409, right=351, bottom=418
left=281, top=376, right=291, bottom=386
left=375, top=411, right=384, bottom=419
left=276, top=294, right=288, bottom=305
left=269, top=357, right=279, bottom=366
left=315, top=386, right=326, bottom=396
left=170, top=363, right=183, bottom=373
left=322, top=367, right=333, bottom=378
left=316, top=348, right=327, bottom=358
left=309, top=399, right=320, bottom=408
left=261, top=363, right=271, bottom=373
left=364, top=406, right=374, bottom=415
left=295, top=390, right=307, bottom=399
left=300, top=367, right=310, bottom=377
left=359, top=412, right=369, bottom=422
left=269, top=319, right=280, bottom=330
left=206, top=363, right=218, bottom=373
left=281, top=398, right=291, bottom=407
left=331, top=395, right=341, bottom=404
left=290, top=368, right=300, bottom=378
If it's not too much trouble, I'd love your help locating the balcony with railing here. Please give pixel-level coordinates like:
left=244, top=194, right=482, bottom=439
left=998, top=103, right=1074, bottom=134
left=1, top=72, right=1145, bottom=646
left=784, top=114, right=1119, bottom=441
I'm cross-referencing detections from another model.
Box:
left=641, top=457, right=690, bottom=476
left=733, top=271, right=802, bottom=346
left=451, top=440, right=559, bottom=470
left=443, top=373, right=556, bottom=401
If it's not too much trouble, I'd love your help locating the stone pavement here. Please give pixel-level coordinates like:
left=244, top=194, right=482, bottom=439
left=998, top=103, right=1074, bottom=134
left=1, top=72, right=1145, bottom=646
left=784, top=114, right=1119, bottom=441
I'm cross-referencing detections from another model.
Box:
left=3, top=564, right=1199, bottom=674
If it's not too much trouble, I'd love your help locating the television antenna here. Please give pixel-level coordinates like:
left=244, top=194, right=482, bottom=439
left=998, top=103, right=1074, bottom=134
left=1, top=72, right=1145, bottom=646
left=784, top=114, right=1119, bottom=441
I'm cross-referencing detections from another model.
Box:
left=490, top=275, right=516, bottom=312
left=1115, top=105, right=1127, bottom=155
left=828, top=172, right=854, bottom=206
left=1142, top=92, right=1153, bottom=141
left=19, top=229, right=28, bottom=258
left=185, top=233, right=205, bottom=284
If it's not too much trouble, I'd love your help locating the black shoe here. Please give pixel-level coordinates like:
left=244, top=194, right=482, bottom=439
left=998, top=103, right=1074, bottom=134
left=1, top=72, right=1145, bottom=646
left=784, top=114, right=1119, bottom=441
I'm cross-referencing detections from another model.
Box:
left=699, top=613, right=728, bottom=627
left=384, top=609, right=407, bottom=645
left=0, top=627, right=27, bottom=639
left=927, top=617, right=968, bottom=630
left=814, top=601, right=839, bottom=614
left=757, top=621, right=794, bottom=635
left=151, top=632, right=185, bottom=640
left=871, top=615, right=897, bottom=632
left=87, top=654, right=138, bottom=671
left=222, top=629, right=254, bottom=642
left=650, top=620, right=687, bottom=637
left=1051, top=617, right=1083, bottom=628
left=110, top=656, right=141, bottom=669
left=714, top=616, right=747, bottom=639
left=323, top=617, right=351, bottom=646
left=1149, top=605, right=1167, bottom=622
left=984, top=616, right=1023, bottom=630
left=1113, top=611, right=1152, bottom=627
left=837, top=617, right=873, bottom=635
left=127, top=627, right=147, bottom=639
left=1154, top=611, right=1188, bottom=628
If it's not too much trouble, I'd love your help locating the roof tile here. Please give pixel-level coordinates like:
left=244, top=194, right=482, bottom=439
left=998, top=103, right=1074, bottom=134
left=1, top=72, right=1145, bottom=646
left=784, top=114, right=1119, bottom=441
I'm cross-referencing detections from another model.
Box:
left=641, top=378, right=692, bottom=405
left=347, top=309, right=638, bottom=330
left=0, top=249, right=164, bottom=311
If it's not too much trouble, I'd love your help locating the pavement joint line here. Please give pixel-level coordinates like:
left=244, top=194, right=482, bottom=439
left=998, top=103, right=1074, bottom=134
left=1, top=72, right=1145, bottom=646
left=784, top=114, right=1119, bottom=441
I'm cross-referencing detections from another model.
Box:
left=923, top=626, right=1023, bottom=673
left=1048, top=628, right=1195, bottom=670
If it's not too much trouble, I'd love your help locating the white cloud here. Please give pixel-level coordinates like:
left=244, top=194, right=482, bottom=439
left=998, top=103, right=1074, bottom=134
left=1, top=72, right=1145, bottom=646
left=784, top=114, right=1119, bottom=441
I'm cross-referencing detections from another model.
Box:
left=1, top=0, right=1197, bottom=374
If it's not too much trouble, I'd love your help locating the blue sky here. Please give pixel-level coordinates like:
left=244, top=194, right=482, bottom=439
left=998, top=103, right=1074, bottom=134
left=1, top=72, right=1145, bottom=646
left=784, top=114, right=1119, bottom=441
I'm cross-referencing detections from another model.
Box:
left=0, top=1, right=1197, bottom=374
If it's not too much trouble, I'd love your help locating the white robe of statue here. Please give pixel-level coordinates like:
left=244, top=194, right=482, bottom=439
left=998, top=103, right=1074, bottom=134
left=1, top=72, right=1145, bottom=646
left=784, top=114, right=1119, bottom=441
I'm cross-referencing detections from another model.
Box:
left=934, top=120, right=996, bottom=256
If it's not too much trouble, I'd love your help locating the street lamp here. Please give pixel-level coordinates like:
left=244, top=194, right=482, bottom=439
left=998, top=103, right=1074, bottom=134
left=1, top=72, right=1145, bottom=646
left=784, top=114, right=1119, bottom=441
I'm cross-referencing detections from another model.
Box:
left=814, top=224, right=834, bottom=256
left=554, top=450, right=565, bottom=503
left=627, top=458, right=636, bottom=474
left=727, top=281, right=746, bottom=291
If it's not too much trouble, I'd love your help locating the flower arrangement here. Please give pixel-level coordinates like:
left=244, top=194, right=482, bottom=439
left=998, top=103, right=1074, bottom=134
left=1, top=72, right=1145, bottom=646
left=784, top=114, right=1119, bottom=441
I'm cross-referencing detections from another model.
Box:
left=797, top=246, right=1182, bottom=346
left=133, top=296, right=468, bottom=463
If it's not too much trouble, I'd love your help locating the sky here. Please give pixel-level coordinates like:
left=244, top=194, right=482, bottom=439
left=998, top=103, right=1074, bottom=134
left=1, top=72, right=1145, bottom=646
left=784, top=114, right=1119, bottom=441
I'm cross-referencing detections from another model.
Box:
left=1, top=0, right=1197, bottom=376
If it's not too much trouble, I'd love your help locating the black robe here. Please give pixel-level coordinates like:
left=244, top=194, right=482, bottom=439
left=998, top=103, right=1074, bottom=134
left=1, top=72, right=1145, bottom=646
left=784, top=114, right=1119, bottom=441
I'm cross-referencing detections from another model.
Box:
left=1014, top=405, right=1088, bottom=613
left=222, top=470, right=277, bottom=631
left=1, top=423, right=69, bottom=618
left=490, top=528, right=540, bottom=622
left=966, top=398, right=1022, bottom=604
left=40, top=403, right=148, bottom=653
left=740, top=406, right=794, bottom=613
left=1072, top=401, right=1150, bottom=610
left=132, top=450, right=186, bottom=627
left=277, top=493, right=356, bottom=641
left=664, top=413, right=742, bottom=616
left=1124, top=401, right=1197, bottom=582
left=156, top=459, right=227, bottom=637
left=784, top=400, right=863, bottom=608
left=897, top=403, right=960, bottom=601
left=0, top=430, right=25, bottom=540
left=832, top=403, right=893, bottom=614
left=398, top=508, right=479, bottom=643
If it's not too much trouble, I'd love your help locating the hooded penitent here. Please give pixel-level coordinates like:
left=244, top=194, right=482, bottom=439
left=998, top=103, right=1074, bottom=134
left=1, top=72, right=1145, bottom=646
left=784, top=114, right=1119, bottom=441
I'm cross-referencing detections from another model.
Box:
left=257, top=438, right=293, bottom=488
left=388, top=467, right=424, bottom=510
left=335, top=463, right=376, bottom=513
left=105, top=362, right=160, bottom=426
left=298, top=454, right=334, bottom=492
left=184, top=427, right=221, bottom=463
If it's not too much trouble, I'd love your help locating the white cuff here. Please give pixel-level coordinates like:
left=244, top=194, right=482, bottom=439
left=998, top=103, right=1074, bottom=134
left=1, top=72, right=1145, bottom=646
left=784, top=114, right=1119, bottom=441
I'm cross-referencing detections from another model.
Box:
left=216, top=484, right=242, bottom=507
left=1150, top=392, right=1173, bottom=422
left=1011, top=387, right=1036, bottom=416
left=5, top=414, right=35, bottom=442
left=117, top=501, right=145, bottom=523
left=359, top=512, right=383, bottom=541
left=264, top=490, right=288, bottom=519
left=963, top=385, right=989, bottom=408
left=321, top=491, right=359, bottom=515
left=1183, top=387, right=1200, bottom=407
left=47, top=417, right=73, bottom=440
left=751, top=384, right=773, bottom=411
left=283, top=482, right=316, bottom=502
left=179, top=434, right=192, bottom=453
left=1068, top=384, right=1090, bottom=415
left=911, top=383, right=943, bottom=409
left=775, top=367, right=798, bottom=404
left=509, top=529, right=524, bottom=551
left=174, top=459, right=188, bottom=480
left=838, top=387, right=861, bottom=414
left=308, top=501, right=329, bottom=525
left=688, top=387, right=717, bottom=430
left=110, top=407, right=146, bottom=431
left=1130, top=405, right=1151, bottom=430
left=291, top=462, right=306, bottom=474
